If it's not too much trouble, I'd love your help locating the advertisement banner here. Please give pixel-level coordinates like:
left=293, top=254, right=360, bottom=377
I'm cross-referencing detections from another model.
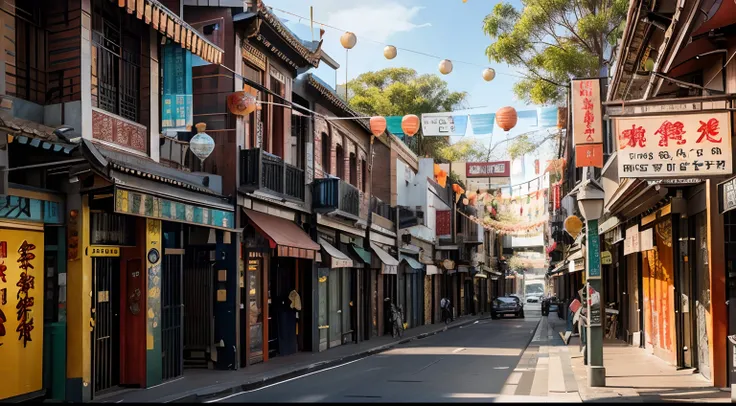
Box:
left=572, top=79, right=603, bottom=145
left=0, top=229, right=44, bottom=400
left=615, top=111, right=732, bottom=178
left=466, top=161, right=511, bottom=178
left=161, top=43, right=193, bottom=132
left=421, top=113, right=468, bottom=136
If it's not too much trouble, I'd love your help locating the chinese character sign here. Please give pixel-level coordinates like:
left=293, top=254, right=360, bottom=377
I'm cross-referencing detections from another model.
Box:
left=572, top=79, right=603, bottom=146
left=614, top=112, right=732, bottom=178
left=0, top=229, right=44, bottom=400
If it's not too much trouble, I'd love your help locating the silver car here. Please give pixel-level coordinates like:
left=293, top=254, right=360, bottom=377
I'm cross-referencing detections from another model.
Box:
left=492, top=296, right=525, bottom=319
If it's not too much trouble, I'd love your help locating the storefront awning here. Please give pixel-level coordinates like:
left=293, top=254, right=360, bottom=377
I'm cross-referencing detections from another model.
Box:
left=401, top=255, right=424, bottom=273
left=482, top=265, right=502, bottom=276
left=370, top=241, right=399, bottom=275
left=350, top=244, right=372, bottom=265
left=319, top=238, right=353, bottom=268
left=244, top=209, right=319, bottom=259
left=474, top=271, right=488, bottom=279
left=112, top=0, right=223, bottom=64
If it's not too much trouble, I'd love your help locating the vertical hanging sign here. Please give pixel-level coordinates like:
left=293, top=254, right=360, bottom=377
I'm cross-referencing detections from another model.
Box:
left=161, top=43, right=194, bottom=132
left=572, top=79, right=604, bottom=168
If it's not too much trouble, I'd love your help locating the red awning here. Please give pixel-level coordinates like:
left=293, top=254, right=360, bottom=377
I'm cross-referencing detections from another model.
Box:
left=244, top=209, right=319, bottom=259
left=692, top=0, right=736, bottom=38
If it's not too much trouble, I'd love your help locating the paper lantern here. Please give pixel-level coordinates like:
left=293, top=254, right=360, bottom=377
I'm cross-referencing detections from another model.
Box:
left=436, top=170, right=447, bottom=188
left=401, top=114, right=420, bottom=137
left=439, top=59, right=453, bottom=75
left=340, top=32, right=357, bottom=49
left=434, top=163, right=442, bottom=177
left=563, top=215, right=583, bottom=239
left=496, top=106, right=518, bottom=131
left=384, top=45, right=397, bottom=59
left=482, top=68, right=496, bottom=82
left=227, top=90, right=257, bottom=116
left=190, top=123, right=215, bottom=164
left=369, top=116, right=387, bottom=137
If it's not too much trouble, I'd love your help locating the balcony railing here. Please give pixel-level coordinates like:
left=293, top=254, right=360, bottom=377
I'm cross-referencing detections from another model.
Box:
left=371, top=196, right=396, bottom=223
left=312, top=178, right=360, bottom=218
left=240, top=148, right=305, bottom=202
left=398, top=206, right=424, bottom=229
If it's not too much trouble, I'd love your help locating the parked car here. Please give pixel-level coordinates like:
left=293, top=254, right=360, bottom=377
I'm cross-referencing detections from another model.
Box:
left=526, top=294, right=541, bottom=303
left=492, top=296, right=525, bottom=319
left=542, top=296, right=564, bottom=318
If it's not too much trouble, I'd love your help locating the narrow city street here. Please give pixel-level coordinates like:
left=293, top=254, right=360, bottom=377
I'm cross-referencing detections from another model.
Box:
left=209, top=304, right=576, bottom=403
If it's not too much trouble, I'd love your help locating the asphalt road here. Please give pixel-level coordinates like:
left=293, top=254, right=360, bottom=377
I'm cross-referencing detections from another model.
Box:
left=212, top=303, right=543, bottom=403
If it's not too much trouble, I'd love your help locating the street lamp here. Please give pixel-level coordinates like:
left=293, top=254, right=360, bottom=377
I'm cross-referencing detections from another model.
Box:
left=576, top=172, right=606, bottom=387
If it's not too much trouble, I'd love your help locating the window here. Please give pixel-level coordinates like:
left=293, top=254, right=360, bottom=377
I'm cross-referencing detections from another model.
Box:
left=336, top=144, right=345, bottom=179
left=349, top=152, right=357, bottom=186
left=321, top=132, right=331, bottom=175
left=269, top=79, right=284, bottom=158
left=361, top=159, right=367, bottom=191
left=92, top=0, right=142, bottom=123
left=291, top=93, right=309, bottom=169
left=13, top=0, right=45, bottom=104
left=242, top=62, right=263, bottom=149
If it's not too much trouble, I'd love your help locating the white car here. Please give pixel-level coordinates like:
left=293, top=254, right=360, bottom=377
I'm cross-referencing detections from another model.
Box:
left=526, top=294, right=541, bottom=303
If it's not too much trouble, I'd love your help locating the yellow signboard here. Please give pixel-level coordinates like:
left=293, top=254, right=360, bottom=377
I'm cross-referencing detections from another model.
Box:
left=0, top=228, right=45, bottom=400
left=601, top=251, right=612, bottom=265
left=88, top=246, right=121, bottom=257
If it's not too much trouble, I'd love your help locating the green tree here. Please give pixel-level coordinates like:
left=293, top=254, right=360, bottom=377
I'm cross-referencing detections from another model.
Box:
left=483, top=0, right=628, bottom=105
left=345, top=68, right=468, bottom=159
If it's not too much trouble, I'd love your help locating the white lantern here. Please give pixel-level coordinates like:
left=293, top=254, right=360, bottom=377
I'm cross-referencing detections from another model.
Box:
left=190, top=123, right=215, bottom=164
left=482, top=68, right=496, bottom=82
left=439, top=59, right=453, bottom=75
left=340, top=32, right=357, bottom=49
left=384, top=45, right=397, bottom=60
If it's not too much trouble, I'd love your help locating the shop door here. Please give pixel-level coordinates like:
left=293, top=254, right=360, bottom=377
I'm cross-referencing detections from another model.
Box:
left=91, top=257, right=121, bottom=394
left=464, top=279, right=473, bottom=316
left=161, top=250, right=183, bottom=381
left=328, top=268, right=342, bottom=348
left=693, top=212, right=710, bottom=379
left=318, top=268, right=329, bottom=351
left=342, top=269, right=353, bottom=343
left=183, top=248, right=214, bottom=368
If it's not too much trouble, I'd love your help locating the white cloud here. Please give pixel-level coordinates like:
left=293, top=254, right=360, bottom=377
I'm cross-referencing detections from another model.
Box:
left=323, top=2, right=431, bottom=43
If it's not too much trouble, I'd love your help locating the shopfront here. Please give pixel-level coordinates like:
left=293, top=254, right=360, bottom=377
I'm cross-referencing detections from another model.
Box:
left=0, top=189, right=64, bottom=402
left=400, top=255, right=424, bottom=329
left=368, top=241, right=398, bottom=337
left=241, top=209, right=318, bottom=364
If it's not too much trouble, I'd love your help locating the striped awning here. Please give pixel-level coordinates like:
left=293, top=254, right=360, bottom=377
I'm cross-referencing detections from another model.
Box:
left=116, top=0, right=224, bottom=64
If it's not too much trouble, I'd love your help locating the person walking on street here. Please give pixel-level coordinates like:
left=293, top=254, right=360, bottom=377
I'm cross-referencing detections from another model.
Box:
left=441, top=297, right=453, bottom=324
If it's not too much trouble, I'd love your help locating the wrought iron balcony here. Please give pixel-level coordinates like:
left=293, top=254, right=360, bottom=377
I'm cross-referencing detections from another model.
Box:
left=240, top=148, right=305, bottom=202
left=312, top=178, right=360, bottom=218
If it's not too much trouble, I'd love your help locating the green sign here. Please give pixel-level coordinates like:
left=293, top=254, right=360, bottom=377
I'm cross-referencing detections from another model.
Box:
left=587, top=219, right=601, bottom=277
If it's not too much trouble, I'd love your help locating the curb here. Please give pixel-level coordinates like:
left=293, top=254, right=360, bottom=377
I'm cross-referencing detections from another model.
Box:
left=170, top=317, right=487, bottom=403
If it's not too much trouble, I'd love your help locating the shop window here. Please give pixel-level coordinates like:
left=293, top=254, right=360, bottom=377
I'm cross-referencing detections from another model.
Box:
left=90, top=212, right=137, bottom=246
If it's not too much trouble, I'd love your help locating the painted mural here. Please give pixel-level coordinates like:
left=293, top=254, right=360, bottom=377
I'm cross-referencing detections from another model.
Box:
left=0, top=229, right=44, bottom=400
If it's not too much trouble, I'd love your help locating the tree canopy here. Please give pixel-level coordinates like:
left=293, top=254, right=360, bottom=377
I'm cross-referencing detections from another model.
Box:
left=483, top=0, right=628, bottom=105
left=345, top=68, right=468, bottom=159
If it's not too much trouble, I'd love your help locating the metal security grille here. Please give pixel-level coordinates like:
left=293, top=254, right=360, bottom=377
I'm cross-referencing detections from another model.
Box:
left=162, top=251, right=184, bottom=380
left=92, top=257, right=120, bottom=394
left=183, top=249, right=214, bottom=368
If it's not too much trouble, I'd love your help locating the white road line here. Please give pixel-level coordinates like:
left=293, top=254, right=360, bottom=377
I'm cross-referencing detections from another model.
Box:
left=452, top=347, right=466, bottom=353
left=204, top=357, right=367, bottom=403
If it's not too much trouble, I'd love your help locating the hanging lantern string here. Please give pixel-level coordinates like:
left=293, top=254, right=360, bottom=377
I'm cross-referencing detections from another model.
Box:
left=268, top=6, right=526, bottom=79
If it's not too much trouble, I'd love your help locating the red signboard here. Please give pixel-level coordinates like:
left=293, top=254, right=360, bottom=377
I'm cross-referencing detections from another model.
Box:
left=465, top=161, right=511, bottom=178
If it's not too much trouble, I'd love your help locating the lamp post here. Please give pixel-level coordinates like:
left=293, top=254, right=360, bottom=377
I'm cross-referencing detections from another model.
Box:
left=576, top=170, right=606, bottom=387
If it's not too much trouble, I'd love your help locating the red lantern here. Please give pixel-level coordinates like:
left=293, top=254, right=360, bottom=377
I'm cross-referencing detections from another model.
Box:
left=401, top=114, right=420, bottom=137
left=369, top=116, right=386, bottom=137
left=496, top=106, right=518, bottom=131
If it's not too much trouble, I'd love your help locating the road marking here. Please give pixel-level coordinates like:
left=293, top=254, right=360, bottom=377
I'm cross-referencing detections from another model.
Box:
left=204, top=357, right=367, bottom=403
left=452, top=347, right=466, bottom=353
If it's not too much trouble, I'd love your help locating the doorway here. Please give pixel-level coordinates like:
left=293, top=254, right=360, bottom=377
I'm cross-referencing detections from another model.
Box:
left=692, top=211, right=710, bottom=379
left=464, top=279, right=473, bottom=316
left=91, top=257, right=121, bottom=395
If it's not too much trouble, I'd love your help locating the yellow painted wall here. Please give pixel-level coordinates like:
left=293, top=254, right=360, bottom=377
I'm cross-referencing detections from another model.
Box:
left=0, top=228, right=45, bottom=400
left=66, top=197, right=92, bottom=391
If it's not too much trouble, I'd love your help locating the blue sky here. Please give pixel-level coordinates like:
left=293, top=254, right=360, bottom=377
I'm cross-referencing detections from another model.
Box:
left=266, top=0, right=555, bottom=183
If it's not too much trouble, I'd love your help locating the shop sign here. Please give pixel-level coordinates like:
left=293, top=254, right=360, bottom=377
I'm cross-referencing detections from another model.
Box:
left=600, top=251, right=612, bottom=265
left=0, top=229, right=44, bottom=400
left=624, top=225, right=640, bottom=256
left=587, top=219, right=601, bottom=277
left=572, top=79, right=604, bottom=168
left=640, top=228, right=654, bottom=251
left=114, top=188, right=234, bottom=230
left=0, top=194, right=62, bottom=224
left=88, top=246, right=121, bottom=257
left=614, top=111, right=732, bottom=178
left=719, top=175, right=736, bottom=214
left=466, top=161, right=511, bottom=178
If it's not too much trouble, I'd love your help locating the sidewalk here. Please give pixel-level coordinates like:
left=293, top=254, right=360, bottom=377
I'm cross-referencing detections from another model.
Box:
left=94, top=316, right=484, bottom=403
left=545, top=315, right=730, bottom=403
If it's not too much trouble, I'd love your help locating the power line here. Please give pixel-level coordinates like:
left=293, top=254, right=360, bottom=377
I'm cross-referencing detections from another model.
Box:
left=268, top=6, right=527, bottom=79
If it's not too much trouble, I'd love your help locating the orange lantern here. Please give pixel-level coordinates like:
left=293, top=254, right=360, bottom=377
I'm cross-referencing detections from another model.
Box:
left=496, top=106, right=518, bottom=131
left=436, top=170, right=447, bottom=188
left=369, top=116, right=387, bottom=137
left=227, top=85, right=259, bottom=116
left=401, top=114, right=420, bottom=137
left=433, top=163, right=442, bottom=177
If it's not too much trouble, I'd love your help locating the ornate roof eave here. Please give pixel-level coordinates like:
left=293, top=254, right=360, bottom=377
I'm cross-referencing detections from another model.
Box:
left=608, top=0, right=650, bottom=102
left=305, top=74, right=372, bottom=134
left=257, top=3, right=322, bottom=68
